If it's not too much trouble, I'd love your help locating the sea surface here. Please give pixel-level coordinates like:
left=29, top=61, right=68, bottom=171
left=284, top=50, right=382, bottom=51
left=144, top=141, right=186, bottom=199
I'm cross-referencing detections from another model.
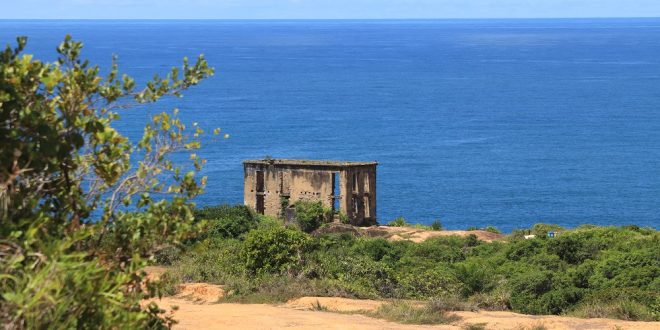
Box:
left=2, top=19, right=660, bottom=232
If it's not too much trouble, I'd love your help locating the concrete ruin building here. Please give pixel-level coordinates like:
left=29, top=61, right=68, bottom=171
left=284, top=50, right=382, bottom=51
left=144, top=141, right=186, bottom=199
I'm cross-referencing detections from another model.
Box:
left=243, top=159, right=377, bottom=226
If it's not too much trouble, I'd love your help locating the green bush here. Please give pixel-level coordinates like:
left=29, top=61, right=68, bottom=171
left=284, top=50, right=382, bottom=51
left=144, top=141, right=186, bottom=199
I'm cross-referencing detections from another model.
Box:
left=194, top=204, right=259, bottom=239
left=454, top=261, right=496, bottom=296
left=0, top=36, right=212, bottom=328
left=154, top=245, right=182, bottom=265
left=165, top=238, right=244, bottom=284
left=468, top=288, right=511, bottom=311
left=396, top=267, right=461, bottom=298
left=571, top=300, right=656, bottom=321
left=338, top=212, right=350, bottom=224
left=430, top=220, right=443, bottom=231
left=243, top=227, right=314, bottom=275
left=484, top=226, right=501, bottom=234
left=576, top=287, right=660, bottom=320
left=161, top=224, right=659, bottom=322
left=589, top=249, right=660, bottom=290
left=531, top=223, right=564, bottom=237
left=508, top=270, right=554, bottom=314
left=350, top=237, right=408, bottom=263
left=1, top=239, right=174, bottom=328
left=294, top=201, right=332, bottom=233
left=388, top=217, right=408, bottom=227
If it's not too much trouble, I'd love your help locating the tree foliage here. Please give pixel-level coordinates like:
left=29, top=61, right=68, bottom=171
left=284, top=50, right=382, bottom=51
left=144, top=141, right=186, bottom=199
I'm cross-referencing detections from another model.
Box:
left=0, top=36, right=214, bottom=328
left=294, top=200, right=332, bottom=233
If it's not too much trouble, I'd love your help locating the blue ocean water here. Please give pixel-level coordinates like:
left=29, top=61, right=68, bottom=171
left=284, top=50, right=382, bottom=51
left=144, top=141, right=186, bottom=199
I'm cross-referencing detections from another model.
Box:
left=2, top=19, right=660, bottom=232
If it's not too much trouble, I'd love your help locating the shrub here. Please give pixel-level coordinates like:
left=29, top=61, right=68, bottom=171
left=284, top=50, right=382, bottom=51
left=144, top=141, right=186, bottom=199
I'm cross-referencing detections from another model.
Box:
left=508, top=270, right=554, bottom=314
left=531, top=223, right=564, bottom=237
left=159, top=224, right=659, bottom=320
left=468, top=288, right=511, bottom=311
left=396, top=267, right=461, bottom=298
left=589, top=249, right=660, bottom=290
left=571, top=300, right=656, bottom=321
left=388, top=217, right=408, bottom=227
left=220, top=276, right=334, bottom=304
left=350, top=237, right=404, bottom=262
left=430, top=220, right=443, bottom=231
left=462, top=323, right=487, bottom=330
left=318, top=253, right=398, bottom=298
left=194, top=204, right=259, bottom=239
left=338, top=212, right=350, bottom=224
left=576, top=287, right=660, bottom=319
left=454, top=261, right=496, bottom=296
left=484, top=226, right=501, bottom=234
left=154, top=245, right=182, bottom=265
left=243, top=227, right=314, bottom=275
left=165, top=238, right=244, bottom=284
left=294, top=201, right=332, bottom=233
left=400, top=236, right=467, bottom=266
left=427, top=296, right=478, bottom=312
left=0, top=36, right=212, bottom=328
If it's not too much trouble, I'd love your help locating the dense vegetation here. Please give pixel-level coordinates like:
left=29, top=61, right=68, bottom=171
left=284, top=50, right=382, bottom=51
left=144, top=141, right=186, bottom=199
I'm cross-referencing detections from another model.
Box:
left=1, top=36, right=214, bottom=328
left=162, top=205, right=659, bottom=322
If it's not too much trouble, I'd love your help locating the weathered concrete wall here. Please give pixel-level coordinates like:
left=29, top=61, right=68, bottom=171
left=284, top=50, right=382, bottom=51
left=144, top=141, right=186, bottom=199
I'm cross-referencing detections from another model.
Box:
left=341, top=166, right=377, bottom=226
left=244, top=160, right=377, bottom=225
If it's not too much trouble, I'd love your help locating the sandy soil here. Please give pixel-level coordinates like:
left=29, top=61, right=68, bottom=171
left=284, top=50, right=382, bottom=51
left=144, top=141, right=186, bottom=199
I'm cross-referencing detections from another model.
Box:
left=368, top=226, right=504, bottom=243
left=147, top=286, right=660, bottom=330
left=315, top=224, right=505, bottom=242
left=154, top=297, right=448, bottom=330
left=285, top=297, right=385, bottom=312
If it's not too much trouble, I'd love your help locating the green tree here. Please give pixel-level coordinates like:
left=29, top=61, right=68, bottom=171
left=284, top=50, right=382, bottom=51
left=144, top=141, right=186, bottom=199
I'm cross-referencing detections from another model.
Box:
left=243, top=226, right=313, bottom=275
left=0, top=36, right=214, bottom=328
left=294, top=200, right=332, bottom=233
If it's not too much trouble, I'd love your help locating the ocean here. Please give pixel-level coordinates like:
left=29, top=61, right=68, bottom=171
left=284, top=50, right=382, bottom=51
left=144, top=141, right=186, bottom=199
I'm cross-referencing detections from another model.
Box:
left=2, top=19, right=660, bottom=231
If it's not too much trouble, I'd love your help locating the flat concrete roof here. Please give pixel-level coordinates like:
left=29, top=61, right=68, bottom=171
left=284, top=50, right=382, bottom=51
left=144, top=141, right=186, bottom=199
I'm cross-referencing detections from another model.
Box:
left=243, top=159, right=378, bottom=167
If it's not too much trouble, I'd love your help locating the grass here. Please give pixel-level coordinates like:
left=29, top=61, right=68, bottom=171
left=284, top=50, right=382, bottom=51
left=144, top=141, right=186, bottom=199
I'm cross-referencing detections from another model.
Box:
left=462, top=323, right=488, bottom=330
left=529, top=323, right=548, bottom=330
left=311, top=300, right=328, bottom=311
left=368, top=300, right=461, bottom=325
left=569, top=300, right=656, bottom=321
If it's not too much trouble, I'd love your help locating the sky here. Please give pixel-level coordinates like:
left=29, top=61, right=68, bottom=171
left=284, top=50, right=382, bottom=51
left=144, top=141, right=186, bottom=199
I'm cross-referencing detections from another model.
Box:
left=1, top=0, right=660, bottom=19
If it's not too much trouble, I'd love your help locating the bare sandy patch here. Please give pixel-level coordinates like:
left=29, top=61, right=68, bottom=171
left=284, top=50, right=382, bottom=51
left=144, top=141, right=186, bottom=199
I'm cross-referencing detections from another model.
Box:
left=369, top=226, right=504, bottom=243
left=147, top=295, right=660, bottom=330
left=176, top=283, right=225, bottom=304
left=148, top=297, right=660, bottom=330
left=452, top=310, right=660, bottom=330
left=152, top=297, right=453, bottom=330
left=284, top=297, right=384, bottom=312
left=315, top=223, right=504, bottom=243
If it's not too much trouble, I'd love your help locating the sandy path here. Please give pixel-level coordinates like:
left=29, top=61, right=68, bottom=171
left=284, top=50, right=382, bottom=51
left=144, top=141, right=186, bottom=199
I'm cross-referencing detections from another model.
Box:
left=148, top=295, right=660, bottom=330
left=154, top=297, right=450, bottom=330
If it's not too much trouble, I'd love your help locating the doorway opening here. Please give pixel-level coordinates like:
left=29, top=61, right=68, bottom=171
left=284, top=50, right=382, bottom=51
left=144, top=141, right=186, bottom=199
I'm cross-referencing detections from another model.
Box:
left=332, top=172, right=340, bottom=212
left=256, top=170, right=265, bottom=214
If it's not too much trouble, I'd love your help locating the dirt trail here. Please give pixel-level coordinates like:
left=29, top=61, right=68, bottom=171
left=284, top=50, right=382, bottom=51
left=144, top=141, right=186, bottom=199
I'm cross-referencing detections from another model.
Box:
left=148, top=289, right=660, bottom=330
left=154, top=297, right=449, bottom=330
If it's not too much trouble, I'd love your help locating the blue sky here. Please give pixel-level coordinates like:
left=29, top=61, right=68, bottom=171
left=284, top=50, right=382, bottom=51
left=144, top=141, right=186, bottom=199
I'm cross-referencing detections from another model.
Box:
left=2, top=0, right=660, bottom=19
